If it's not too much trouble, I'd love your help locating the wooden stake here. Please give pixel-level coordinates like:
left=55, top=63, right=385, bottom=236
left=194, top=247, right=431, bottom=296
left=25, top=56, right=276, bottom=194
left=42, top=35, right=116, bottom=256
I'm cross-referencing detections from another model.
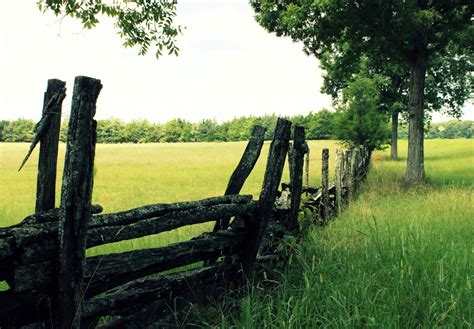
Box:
left=213, top=125, right=266, bottom=232
left=335, top=149, right=342, bottom=215
left=36, top=79, right=67, bottom=212
left=56, top=76, right=102, bottom=329
left=289, top=126, right=305, bottom=231
left=320, top=148, right=329, bottom=224
left=240, top=118, right=291, bottom=274
left=305, top=147, right=310, bottom=188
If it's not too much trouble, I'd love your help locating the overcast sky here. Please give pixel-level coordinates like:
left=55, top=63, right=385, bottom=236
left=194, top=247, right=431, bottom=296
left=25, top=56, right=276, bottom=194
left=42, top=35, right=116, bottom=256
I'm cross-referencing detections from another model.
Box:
left=0, top=1, right=472, bottom=123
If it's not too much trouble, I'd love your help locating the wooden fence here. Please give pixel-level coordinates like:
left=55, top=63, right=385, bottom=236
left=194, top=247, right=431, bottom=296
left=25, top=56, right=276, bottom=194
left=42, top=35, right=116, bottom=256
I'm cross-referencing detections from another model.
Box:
left=0, top=76, right=370, bottom=328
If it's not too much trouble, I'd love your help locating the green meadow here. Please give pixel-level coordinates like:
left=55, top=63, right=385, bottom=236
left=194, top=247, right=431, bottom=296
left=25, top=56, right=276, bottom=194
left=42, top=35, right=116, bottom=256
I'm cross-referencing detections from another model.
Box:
left=1, top=139, right=472, bottom=327
left=209, top=139, right=474, bottom=328
left=0, top=140, right=337, bottom=255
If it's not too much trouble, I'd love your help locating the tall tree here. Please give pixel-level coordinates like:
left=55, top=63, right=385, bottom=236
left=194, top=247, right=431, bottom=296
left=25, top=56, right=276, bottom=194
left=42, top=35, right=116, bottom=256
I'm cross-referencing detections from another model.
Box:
left=305, top=110, right=336, bottom=140
left=251, top=0, right=473, bottom=183
left=320, top=53, right=408, bottom=159
left=38, top=0, right=181, bottom=57
left=321, top=48, right=472, bottom=160
left=334, top=73, right=390, bottom=152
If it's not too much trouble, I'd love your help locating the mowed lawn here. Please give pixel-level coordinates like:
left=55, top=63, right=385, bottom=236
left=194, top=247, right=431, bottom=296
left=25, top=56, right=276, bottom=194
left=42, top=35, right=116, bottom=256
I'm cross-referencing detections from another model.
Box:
left=0, top=140, right=337, bottom=255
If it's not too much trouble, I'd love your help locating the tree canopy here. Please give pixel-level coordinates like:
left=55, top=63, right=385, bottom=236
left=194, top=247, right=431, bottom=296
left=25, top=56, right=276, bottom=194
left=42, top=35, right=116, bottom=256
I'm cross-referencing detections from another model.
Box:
left=251, top=0, right=473, bottom=183
left=3, top=116, right=471, bottom=144
left=38, top=0, right=181, bottom=57
left=334, top=71, right=390, bottom=152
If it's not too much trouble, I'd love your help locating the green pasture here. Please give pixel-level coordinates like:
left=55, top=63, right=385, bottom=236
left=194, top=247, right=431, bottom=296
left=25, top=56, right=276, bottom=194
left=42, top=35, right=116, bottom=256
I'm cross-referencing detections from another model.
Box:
left=0, top=140, right=337, bottom=255
left=1, top=139, right=472, bottom=327
left=210, top=138, right=474, bottom=328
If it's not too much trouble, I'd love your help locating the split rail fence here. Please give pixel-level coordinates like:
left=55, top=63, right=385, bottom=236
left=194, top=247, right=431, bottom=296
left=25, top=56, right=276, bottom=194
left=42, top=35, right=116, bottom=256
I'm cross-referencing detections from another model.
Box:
left=0, top=76, right=370, bottom=328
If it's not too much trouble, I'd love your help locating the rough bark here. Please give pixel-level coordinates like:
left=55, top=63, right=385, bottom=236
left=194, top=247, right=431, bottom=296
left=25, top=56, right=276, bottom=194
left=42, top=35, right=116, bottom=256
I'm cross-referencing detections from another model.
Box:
left=240, top=118, right=292, bottom=273
left=83, top=264, right=236, bottom=320
left=5, top=263, right=233, bottom=328
left=347, top=148, right=358, bottom=200
left=56, top=76, right=102, bottom=329
left=350, top=148, right=361, bottom=194
left=84, top=229, right=246, bottom=297
left=12, top=223, right=59, bottom=264
left=342, top=150, right=352, bottom=186
left=36, top=79, right=67, bottom=212
left=5, top=200, right=256, bottom=266
left=405, top=45, right=427, bottom=183
left=288, top=126, right=306, bottom=231
left=12, top=230, right=247, bottom=295
left=391, top=111, right=399, bottom=160
left=18, top=84, right=66, bottom=173
left=92, top=194, right=251, bottom=228
left=1, top=196, right=238, bottom=241
left=210, top=126, right=265, bottom=238
left=288, top=143, right=294, bottom=186
left=0, top=236, right=14, bottom=259
left=3, top=204, right=102, bottom=229
left=224, top=126, right=266, bottom=195
left=305, top=147, right=310, bottom=188
left=88, top=202, right=256, bottom=247
left=335, top=150, right=343, bottom=215
left=258, top=215, right=288, bottom=255
left=13, top=260, right=55, bottom=292
left=320, top=148, right=329, bottom=224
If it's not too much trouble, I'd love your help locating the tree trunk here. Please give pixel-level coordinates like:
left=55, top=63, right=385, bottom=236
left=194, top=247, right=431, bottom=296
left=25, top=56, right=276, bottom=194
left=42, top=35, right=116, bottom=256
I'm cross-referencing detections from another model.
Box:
left=390, top=111, right=398, bottom=160
left=405, top=47, right=427, bottom=183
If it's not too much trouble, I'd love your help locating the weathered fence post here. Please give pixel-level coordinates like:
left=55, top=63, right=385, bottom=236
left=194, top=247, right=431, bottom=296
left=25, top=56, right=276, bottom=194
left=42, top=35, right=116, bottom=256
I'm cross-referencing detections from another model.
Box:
left=56, top=76, right=102, bottom=329
left=346, top=148, right=355, bottom=200
left=350, top=148, right=360, bottom=196
left=240, top=118, right=291, bottom=274
left=364, top=147, right=371, bottom=175
left=305, top=147, right=310, bottom=188
left=288, top=143, right=294, bottom=184
left=213, top=125, right=266, bottom=233
left=36, top=79, right=67, bottom=212
left=362, top=147, right=367, bottom=170
left=320, top=148, right=329, bottom=224
left=208, top=125, right=266, bottom=265
left=288, top=126, right=306, bottom=231
left=342, top=149, right=352, bottom=204
left=335, top=149, right=343, bottom=215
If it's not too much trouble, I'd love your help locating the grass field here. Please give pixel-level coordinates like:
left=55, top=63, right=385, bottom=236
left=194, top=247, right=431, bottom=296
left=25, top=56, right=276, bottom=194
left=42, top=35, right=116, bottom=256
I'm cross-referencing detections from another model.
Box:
left=0, top=140, right=337, bottom=255
left=1, top=139, right=472, bottom=327
left=207, top=139, right=474, bottom=328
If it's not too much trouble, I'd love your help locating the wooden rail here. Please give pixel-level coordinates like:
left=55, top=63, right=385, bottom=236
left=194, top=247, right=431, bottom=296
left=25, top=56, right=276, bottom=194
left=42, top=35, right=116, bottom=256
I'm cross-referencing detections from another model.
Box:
left=0, top=77, right=371, bottom=328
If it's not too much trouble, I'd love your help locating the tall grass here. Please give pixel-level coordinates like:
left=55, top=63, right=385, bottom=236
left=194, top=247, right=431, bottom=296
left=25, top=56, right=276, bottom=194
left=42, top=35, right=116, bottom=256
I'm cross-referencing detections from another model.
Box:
left=1, top=139, right=472, bottom=327
left=208, top=139, right=473, bottom=328
left=0, top=140, right=337, bottom=256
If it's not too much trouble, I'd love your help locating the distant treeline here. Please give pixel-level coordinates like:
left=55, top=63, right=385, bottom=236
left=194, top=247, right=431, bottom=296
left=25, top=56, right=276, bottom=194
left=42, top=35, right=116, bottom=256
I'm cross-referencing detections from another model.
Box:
left=0, top=112, right=335, bottom=143
left=0, top=113, right=472, bottom=143
left=398, top=120, right=474, bottom=139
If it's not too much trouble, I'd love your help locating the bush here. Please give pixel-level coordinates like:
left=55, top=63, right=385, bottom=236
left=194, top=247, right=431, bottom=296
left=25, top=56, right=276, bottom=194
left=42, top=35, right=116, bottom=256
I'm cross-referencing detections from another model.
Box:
left=334, top=75, right=390, bottom=151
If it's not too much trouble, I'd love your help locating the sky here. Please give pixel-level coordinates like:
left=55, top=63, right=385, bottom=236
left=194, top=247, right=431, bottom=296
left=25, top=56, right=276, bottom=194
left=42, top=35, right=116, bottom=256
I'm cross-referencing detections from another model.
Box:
left=0, top=1, right=472, bottom=124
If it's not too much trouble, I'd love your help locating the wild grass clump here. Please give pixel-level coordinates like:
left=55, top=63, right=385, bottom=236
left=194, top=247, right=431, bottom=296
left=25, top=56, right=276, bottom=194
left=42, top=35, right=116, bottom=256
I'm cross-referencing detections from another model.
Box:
left=207, top=139, right=473, bottom=328
left=0, top=140, right=337, bottom=291
left=0, top=139, right=472, bottom=326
